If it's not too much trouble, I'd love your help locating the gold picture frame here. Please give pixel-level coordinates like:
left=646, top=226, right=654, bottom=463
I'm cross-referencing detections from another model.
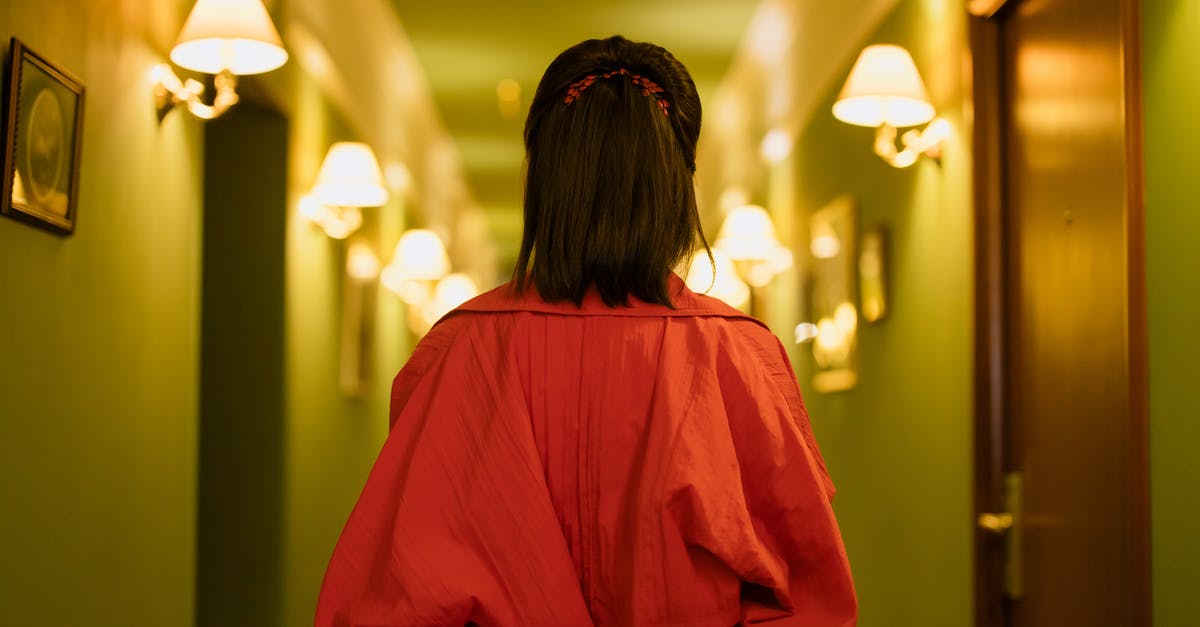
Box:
left=809, top=196, right=858, bottom=392
left=859, top=226, right=889, bottom=323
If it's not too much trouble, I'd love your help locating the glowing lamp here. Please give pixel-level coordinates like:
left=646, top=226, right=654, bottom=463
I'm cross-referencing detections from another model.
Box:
left=833, top=44, right=948, bottom=168
left=153, top=0, right=287, bottom=121
left=313, top=143, right=389, bottom=208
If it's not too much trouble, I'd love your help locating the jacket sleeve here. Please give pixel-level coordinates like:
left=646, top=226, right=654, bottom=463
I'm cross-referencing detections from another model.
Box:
left=669, top=322, right=857, bottom=627
left=313, top=315, right=593, bottom=627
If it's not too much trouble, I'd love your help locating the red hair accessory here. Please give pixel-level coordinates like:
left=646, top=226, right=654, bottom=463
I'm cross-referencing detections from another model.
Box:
left=563, top=68, right=670, bottom=116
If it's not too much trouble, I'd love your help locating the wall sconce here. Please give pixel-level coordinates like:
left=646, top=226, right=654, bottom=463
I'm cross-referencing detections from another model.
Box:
left=380, top=229, right=450, bottom=305
left=416, top=273, right=480, bottom=334
left=710, top=204, right=796, bottom=317
left=760, top=128, right=794, bottom=164
left=379, top=230, right=479, bottom=334
left=833, top=44, right=950, bottom=168
left=714, top=204, right=794, bottom=288
left=301, top=142, right=388, bottom=239
left=684, top=248, right=750, bottom=309
left=153, top=0, right=288, bottom=121
left=346, top=241, right=382, bottom=281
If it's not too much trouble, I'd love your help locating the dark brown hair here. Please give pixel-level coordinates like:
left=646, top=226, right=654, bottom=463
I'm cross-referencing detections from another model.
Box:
left=512, top=35, right=710, bottom=307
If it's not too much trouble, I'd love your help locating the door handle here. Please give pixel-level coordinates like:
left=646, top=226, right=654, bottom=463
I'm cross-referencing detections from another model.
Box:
left=978, top=512, right=1014, bottom=533
left=978, top=472, right=1023, bottom=599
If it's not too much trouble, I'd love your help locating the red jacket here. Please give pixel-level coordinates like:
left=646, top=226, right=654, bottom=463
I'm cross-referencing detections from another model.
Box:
left=316, top=275, right=857, bottom=626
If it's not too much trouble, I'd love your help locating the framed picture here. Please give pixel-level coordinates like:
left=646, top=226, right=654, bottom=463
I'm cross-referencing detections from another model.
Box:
left=859, top=226, right=889, bottom=322
left=809, top=195, right=858, bottom=392
left=1, top=38, right=85, bottom=234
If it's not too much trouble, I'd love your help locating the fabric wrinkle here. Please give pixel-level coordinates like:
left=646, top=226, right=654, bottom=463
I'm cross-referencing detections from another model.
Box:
left=314, top=275, right=856, bottom=627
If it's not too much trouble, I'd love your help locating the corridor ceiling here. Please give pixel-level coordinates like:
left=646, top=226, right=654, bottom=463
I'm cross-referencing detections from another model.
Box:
left=388, top=0, right=761, bottom=255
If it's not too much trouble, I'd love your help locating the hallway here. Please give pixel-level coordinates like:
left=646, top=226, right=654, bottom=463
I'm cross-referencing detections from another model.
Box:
left=0, top=0, right=1196, bottom=625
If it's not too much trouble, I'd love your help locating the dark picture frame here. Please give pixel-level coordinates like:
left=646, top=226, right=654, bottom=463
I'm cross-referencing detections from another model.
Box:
left=1, top=38, right=85, bottom=234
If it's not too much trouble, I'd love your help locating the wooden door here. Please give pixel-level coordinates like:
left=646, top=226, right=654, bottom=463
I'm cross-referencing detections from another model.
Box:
left=970, top=0, right=1150, bottom=626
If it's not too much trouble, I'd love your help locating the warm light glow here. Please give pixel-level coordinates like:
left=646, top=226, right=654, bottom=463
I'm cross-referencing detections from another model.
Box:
left=387, top=229, right=450, bottom=282
left=741, top=246, right=793, bottom=288
left=747, top=4, right=791, bottom=63
left=718, top=187, right=750, bottom=212
left=760, top=128, right=793, bottom=163
left=713, top=205, right=793, bottom=288
left=860, top=230, right=887, bottom=322
left=497, top=78, right=522, bottom=118
left=321, top=211, right=360, bottom=239
left=171, top=0, right=288, bottom=75
left=299, top=195, right=362, bottom=239
left=811, top=222, right=842, bottom=259
left=715, top=205, right=781, bottom=262
left=813, top=302, right=859, bottom=368
left=313, top=142, right=389, bottom=208
left=771, top=246, right=794, bottom=272
left=909, top=117, right=952, bottom=150
left=292, top=25, right=333, bottom=82
left=497, top=78, right=521, bottom=102
left=384, top=161, right=412, bottom=193
left=421, top=274, right=480, bottom=326
left=685, top=249, right=750, bottom=309
left=833, top=44, right=934, bottom=128
left=346, top=242, right=381, bottom=281
left=795, top=322, right=819, bottom=344
left=381, top=267, right=432, bottom=305
left=813, top=317, right=843, bottom=367
left=11, top=170, right=26, bottom=205
left=151, top=64, right=182, bottom=93
left=834, top=301, right=859, bottom=337
left=967, top=0, right=1008, bottom=17
left=298, top=194, right=326, bottom=222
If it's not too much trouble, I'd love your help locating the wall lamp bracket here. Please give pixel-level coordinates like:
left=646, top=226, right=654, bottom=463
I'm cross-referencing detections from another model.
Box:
left=155, top=0, right=287, bottom=123
left=299, top=195, right=363, bottom=240
left=873, top=118, right=950, bottom=168
left=833, top=44, right=949, bottom=169
left=300, top=143, right=388, bottom=239
left=153, top=65, right=239, bottom=123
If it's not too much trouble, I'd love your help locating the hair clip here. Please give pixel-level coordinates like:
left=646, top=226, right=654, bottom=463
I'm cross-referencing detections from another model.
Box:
left=563, top=68, right=670, bottom=116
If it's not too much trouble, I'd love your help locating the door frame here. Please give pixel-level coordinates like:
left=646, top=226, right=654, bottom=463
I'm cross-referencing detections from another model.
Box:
left=967, top=1, right=1151, bottom=625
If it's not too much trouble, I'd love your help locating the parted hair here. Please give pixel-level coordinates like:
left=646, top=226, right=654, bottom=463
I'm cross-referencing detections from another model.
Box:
left=513, top=35, right=710, bottom=307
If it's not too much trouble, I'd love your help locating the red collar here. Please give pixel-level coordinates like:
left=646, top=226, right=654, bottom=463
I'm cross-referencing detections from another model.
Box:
left=454, top=273, right=764, bottom=326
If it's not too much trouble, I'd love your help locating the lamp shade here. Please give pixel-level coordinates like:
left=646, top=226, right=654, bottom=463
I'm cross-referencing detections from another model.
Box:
left=298, top=194, right=362, bottom=239
left=760, top=128, right=793, bottom=163
left=421, top=274, right=481, bottom=326
left=833, top=44, right=934, bottom=128
left=312, top=142, right=389, bottom=208
left=346, top=242, right=381, bottom=281
left=685, top=249, right=750, bottom=309
left=715, top=205, right=782, bottom=262
left=171, top=0, right=288, bottom=75
left=389, top=230, right=450, bottom=282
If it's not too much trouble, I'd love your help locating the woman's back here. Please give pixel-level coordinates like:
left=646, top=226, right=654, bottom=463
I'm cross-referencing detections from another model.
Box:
left=316, top=34, right=856, bottom=626
left=316, top=279, right=856, bottom=626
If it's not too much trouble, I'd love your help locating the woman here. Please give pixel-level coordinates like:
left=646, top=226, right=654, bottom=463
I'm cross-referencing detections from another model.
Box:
left=316, top=36, right=857, bottom=627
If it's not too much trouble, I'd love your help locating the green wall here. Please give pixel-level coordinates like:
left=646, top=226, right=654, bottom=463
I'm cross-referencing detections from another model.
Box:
left=0, top=2, right=410, bottom=624
left=1142, top=1, right=1200, bottom=624
left=278, top=69, right=411, bottom=627
left=770, top=2, right=974, bottom=625
left=6, top=1, right=1191, bottom=625
left=0, top=1, right=201, bottom=625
